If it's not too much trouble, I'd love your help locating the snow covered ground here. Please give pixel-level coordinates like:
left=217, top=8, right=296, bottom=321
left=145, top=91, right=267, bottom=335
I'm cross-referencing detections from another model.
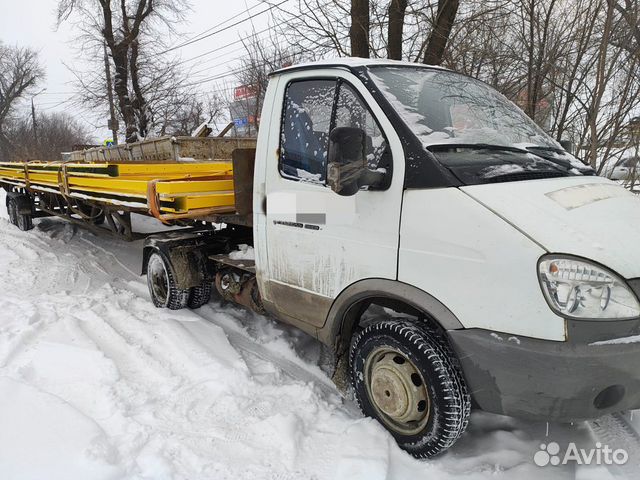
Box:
left=0, top=191, right=634, bottom=479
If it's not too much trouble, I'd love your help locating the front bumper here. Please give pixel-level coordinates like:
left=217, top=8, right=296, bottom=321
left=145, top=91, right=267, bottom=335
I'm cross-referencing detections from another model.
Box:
left=448, top=327, right=640, bottom=422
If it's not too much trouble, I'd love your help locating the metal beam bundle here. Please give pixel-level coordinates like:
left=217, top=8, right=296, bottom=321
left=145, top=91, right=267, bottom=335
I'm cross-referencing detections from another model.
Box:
left=0, top=161, right=236, bottom=218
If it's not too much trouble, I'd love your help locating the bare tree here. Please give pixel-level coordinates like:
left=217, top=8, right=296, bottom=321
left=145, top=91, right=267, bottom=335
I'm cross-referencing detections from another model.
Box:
left=608, top=0, right=640, bottom=59
left=232, top=35, right=302, bottom=136
left=351, top=0, right=371, bottom=58
left=387, top=0, right=409, bottom=59
left=6, top=111, right=93, bottom=161
left=276, top=1, right=461, bottom=62
left=67, top=40, right=195, bottom=140
left=0, top=42, right=45, bottom=158
left=156, top=93, right=225, bottom=136
left=57, top=0, right=189, bottom=143
left=422, top=0, right=460, bottom=65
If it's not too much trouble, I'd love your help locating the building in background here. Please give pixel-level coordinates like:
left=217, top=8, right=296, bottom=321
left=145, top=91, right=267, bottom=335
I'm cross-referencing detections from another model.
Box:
left=230, top=85, right=260, bottom=137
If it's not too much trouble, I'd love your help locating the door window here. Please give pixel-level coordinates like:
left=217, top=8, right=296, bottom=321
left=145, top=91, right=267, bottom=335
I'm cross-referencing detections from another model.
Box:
left=334, top=83, right=390, bottom=172
left=279, top=78, right=391, bottom=188
left=280, top=80, right=336, bottom=184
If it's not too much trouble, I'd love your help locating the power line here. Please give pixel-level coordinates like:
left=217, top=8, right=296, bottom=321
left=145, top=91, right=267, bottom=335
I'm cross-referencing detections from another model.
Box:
left=174, top=16, right=295, bottom=68
left=165, top=0, right=265, bottom=50
left=172, top=0, right=321, bottom=70
left=157, top=0, right=290, bottom=55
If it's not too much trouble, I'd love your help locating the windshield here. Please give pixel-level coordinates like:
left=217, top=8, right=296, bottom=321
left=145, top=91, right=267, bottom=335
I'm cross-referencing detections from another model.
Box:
left=368, top=66, right=558, bottom=149
left=368, top=66, right=592, bottom=184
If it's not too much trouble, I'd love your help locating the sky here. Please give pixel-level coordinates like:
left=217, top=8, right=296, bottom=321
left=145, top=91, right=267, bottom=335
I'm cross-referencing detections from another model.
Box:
left=0, top=0, right=277, bottom=142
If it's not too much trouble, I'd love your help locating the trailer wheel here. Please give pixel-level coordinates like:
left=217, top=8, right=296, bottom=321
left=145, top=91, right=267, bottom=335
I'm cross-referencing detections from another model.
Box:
left=7, top=198, right=18, bottom=225
left=188, top=282, right=212, bottom=309
left=146, top=251, right=190, bottom=310
left=7, top=196, right=33, bottom=231
left=349, top=320, right=470, bottom=458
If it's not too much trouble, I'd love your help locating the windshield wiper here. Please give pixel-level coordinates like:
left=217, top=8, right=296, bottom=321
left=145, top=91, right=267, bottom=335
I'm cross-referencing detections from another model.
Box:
left=484, top=169, right=569, bottom=183
left=525, top=145, right=566, bottom=155
left=524, top=145, right=593, bottom=173
left=428, top=143, right=529, bottom=154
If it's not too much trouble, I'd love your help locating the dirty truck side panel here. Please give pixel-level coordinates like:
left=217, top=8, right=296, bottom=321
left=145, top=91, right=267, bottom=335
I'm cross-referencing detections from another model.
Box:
left=255, top=69, right=406, bottom=330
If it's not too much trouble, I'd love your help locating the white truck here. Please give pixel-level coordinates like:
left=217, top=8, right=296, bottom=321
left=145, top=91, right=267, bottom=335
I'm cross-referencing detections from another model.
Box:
left=8, top=59, right=640, bottom=458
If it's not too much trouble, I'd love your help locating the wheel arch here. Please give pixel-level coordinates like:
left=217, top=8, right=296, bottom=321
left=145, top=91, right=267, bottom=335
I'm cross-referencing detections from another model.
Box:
left=142, top=237, right=206, bottom=290
left=319, top=278, right=464, bottom=355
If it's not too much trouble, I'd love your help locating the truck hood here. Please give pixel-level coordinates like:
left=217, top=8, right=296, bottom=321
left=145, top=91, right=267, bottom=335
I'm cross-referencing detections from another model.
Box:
left=461, top=177, right=640, bottom=279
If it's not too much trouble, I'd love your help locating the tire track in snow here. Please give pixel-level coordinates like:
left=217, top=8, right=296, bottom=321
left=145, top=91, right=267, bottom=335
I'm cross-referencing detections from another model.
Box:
left=2, top=202, right=612, bottom=479
left=589, top=412, right=640, bottom=478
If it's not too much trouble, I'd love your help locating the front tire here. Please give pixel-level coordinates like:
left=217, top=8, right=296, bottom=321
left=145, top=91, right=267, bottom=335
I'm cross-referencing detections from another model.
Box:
left=349, top=320, right=470, bottom=458
left=146, top=251, right=190, bottom=310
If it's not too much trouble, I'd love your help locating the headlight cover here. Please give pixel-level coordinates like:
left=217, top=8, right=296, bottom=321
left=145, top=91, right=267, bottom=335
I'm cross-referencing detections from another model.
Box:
left=538, top=256, right=640, bottom=320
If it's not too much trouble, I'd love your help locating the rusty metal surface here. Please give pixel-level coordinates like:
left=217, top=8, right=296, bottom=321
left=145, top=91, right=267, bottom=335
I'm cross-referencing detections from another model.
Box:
left=69, top=136, right=257, bottom=163
left=215, top=270, right=265, bottom=314
left=268, top=281, right=334, bottom=329
left=232, top=148, right=256, bottom=216
left=209, top=254, right=256, bottom=273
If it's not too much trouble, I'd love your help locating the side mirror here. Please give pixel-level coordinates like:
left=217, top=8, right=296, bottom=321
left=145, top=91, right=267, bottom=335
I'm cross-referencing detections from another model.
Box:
left=327, top=127, right=366, bottom=196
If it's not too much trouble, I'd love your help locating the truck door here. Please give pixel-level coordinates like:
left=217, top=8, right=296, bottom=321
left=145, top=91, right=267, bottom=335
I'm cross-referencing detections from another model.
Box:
left=261, top=70, right=405, bottom=329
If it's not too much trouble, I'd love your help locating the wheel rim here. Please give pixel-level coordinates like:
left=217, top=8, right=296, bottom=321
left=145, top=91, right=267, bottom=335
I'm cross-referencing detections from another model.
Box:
left=148, top=254, right=169, bottom=307
left=364, top=347, right=430, bottom=435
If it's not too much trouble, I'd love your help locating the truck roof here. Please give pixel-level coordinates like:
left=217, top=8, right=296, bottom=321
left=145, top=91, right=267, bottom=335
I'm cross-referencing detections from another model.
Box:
left=271, top=57, right=451, bottom=76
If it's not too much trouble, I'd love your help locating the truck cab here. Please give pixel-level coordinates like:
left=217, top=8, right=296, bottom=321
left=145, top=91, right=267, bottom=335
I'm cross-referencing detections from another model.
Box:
left=146, top=59, right=640, bottom=458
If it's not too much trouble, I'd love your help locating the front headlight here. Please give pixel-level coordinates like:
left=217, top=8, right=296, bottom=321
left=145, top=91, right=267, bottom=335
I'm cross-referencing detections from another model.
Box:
left=538, top=256, right=640, bottom=319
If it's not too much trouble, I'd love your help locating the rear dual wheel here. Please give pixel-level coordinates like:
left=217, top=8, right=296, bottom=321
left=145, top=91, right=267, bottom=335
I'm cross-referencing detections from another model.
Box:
left=147, top=251, right=190, bottom=310
left=147, top=251, right=212, bottom=310
left=350, top=320, right=471, bottom=458
left=188, top=282, right=212, bottom=309
left=7, top=196, right=34, bottom=231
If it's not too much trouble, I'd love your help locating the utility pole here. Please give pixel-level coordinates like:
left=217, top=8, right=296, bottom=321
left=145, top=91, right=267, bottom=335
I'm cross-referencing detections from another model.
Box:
left=31, top=88, right=47, bottom=157
left=31, top=97, right=38, bottom=147
left=104, top=42, right=119, bottom=145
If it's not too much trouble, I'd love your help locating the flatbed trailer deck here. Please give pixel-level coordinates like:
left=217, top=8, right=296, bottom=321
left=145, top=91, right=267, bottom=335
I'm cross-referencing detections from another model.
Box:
left=0, top=136, right=257, bottom=238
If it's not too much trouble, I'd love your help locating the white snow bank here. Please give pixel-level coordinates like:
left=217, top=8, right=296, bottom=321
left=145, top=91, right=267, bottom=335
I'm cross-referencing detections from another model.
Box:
left=0, top=191, right=606, bottom=479
left=0, top=377, right=122, bottom=480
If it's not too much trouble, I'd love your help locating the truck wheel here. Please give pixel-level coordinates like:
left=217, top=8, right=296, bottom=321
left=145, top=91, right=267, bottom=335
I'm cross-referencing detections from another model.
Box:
left=7, top=196, right=33, bottom=231
left=188, top=282, right=212, bottom=309
left=146, top=251, right=190, bottom=310
left=7, top=198, right=18, bottom=225
left=349, top=320, right=470, bottom=458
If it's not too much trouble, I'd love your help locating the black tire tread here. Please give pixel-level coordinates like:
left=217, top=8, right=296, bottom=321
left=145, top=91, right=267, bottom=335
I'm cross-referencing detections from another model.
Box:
left=147, top=251, right=190, bottom=310
left=349, top=320, right=471, bottom=458
left=7, top=197, right=34, bottom=231
left=188, top=282, right=212, bottom=309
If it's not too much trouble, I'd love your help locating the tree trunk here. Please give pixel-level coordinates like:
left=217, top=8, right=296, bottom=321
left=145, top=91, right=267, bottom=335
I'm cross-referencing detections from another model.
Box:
left=387, top=0, right=408, bottom=60
left=111, top=48, right=138, bottom=144
left=423, top=0, right=460, bottom=65
left=588, top=1, right=615, bottom=168
left=350, top=0, right=370, bottom=58
left=129, top=40, right=149, bottom=140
